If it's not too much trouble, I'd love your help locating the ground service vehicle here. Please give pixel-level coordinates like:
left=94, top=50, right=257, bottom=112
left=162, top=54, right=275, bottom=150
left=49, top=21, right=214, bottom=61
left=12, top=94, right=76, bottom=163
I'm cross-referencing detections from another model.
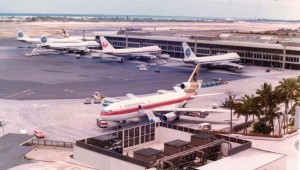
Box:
left=198, top=123, right=211, bottom=130
left=97, top=119, right=108, bottom=128
left=34, top=129, right=45, bottom=138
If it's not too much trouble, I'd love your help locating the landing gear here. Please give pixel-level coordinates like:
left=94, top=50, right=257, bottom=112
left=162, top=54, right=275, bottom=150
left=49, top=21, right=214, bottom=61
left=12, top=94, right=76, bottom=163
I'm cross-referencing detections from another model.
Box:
left=116, top=120, right=126, bottom=129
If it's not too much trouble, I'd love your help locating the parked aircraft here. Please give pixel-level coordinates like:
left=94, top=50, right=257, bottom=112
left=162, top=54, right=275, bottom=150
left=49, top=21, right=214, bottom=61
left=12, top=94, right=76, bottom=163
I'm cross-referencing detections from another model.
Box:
left=16, top=29, right=82, bottom=44
left=182, top=43, right=244, bottom=70
left=39, top=35, right=100, bottom=54
left=91, top=36, right=162, bottom=62
left=99, top=64, right=227, bottom=128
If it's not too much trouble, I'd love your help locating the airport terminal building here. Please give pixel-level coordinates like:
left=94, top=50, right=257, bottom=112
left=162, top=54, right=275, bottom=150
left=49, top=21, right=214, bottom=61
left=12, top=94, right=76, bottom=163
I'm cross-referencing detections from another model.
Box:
left=98, top=34, right=300, bottom=70
left=74, top=123, right=286, bottom=170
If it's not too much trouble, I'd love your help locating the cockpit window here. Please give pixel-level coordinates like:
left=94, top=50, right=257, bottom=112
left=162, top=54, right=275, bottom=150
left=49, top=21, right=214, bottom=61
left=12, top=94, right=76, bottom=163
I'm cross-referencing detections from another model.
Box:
left=101, top=110, right=112, bottom=114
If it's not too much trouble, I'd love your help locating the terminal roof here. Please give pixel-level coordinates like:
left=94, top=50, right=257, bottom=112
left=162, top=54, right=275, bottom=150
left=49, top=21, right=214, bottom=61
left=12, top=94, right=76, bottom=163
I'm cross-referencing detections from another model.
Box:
left=192, top=133, right=215, bottom=139
left=134, top=148, right=163, bottom=156
left=164, top=139, right=190, bottom=147
left=198, top=148, right=285, bottom=170
left=93, top=135, right=118, bottom=141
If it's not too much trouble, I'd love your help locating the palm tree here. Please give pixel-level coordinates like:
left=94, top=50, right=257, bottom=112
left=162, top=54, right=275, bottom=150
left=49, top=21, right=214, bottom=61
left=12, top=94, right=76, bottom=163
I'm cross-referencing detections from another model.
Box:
left=234, top=94, right=257, bottom=134
left=271, top=88, right=286, bottom=135
left=251, top=96, right=261, bottom=122
left=256, top=83, right=274, bottom=116
left=256, top=83, right=275, bottom=134
left=222, top=93, right=236, bottom=133
left=276, top=77, right=300, bottom=133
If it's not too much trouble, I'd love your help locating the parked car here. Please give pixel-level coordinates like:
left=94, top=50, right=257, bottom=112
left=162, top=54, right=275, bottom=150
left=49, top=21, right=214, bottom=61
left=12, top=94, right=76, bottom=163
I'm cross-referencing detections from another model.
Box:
left=83, top=98, right=92, bottom=104
left=33, top=129, right=45, bottom=138
left=97, top=119, right=108, bottom=128
left=198, top=123, right=211, bottom=130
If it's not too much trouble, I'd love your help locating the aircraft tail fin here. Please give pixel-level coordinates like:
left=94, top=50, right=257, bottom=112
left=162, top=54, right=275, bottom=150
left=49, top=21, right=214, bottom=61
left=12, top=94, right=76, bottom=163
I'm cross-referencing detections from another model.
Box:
left=62, top=28, right=70, bottom=38
left=100, top=36, right=115, bottom=50
left=179, top=64, right=201, bottom=95
left=187, top=64, right=201, bottom=83
left=39, top=34, right=51, bottom=45
left=182, top=42, right=197, bottom=59
left=17, top=29, right=29, bottom=39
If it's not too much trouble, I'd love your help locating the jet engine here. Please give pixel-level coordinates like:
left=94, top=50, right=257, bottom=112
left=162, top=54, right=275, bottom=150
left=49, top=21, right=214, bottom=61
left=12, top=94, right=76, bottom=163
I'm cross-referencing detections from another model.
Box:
left=149, top=55, right=156, bottom=60
left=179, top=81, right=201, bottom=91
left=91, top=51, right=103, bottom=58
left=117, top=57, right=124, bottom=63
left=180, top=82, right=192, bottom=90
left=161, top=112, right=178, bottom=122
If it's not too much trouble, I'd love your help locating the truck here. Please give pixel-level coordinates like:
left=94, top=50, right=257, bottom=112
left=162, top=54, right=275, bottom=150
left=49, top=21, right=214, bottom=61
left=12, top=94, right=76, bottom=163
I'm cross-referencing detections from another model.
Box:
left=93, top=92, right=106, bottom=104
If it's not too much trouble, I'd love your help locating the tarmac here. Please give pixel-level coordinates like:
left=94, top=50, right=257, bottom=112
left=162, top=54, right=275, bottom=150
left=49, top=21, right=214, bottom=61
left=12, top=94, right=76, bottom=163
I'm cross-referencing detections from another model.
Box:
left=0, top=133, right=34, bottom=169
left=0, top=40, right=251, bottom=100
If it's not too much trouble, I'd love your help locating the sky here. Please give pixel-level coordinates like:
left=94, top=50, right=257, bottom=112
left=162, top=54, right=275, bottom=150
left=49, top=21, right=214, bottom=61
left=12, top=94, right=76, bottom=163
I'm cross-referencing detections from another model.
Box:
left=0, top=0, right=299, bottom=20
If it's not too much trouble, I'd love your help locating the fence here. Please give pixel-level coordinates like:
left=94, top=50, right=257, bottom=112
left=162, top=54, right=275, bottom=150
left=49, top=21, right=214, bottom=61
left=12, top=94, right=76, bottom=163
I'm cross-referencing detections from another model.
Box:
left=24, top=139, right=74, bottom=148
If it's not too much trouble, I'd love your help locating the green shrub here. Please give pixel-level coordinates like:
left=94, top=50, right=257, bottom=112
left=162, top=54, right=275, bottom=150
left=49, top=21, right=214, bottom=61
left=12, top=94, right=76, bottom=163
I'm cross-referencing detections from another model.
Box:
left=253, top=122, right=273, bottom=134
left=288, top=118, right=294, bottom=126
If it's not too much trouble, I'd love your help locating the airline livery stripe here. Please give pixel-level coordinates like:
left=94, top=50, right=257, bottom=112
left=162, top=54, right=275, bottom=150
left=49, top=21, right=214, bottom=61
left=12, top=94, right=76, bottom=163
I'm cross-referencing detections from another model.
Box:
left=100, top=97, right=191, bottom=116
left=106, top=50, right=162, bottom=55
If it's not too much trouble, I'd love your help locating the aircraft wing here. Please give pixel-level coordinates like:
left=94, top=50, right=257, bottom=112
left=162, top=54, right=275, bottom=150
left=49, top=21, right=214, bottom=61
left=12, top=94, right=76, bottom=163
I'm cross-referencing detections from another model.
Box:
left=215, top=61, right=244, bottom=69
left=128, top=53, right=156, bottom=59
left=157, top=90, right=172, bottom=94
left=191, top=92, right=225, bottom=98
left=42, top=45, right=87, bottom=52
left=189, top=53, right=244, bottom=69
left=126, top=93, right=138, bottom=99
left=153, top=107, right=230, bottom=113
left=192, top=60, right=244, bottom=69
left=143, top=110, right=161, bottom=122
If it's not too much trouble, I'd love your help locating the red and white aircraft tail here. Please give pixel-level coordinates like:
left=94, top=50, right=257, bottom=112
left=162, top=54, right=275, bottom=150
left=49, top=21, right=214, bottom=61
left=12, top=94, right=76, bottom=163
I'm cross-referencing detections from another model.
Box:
left=100, top=36, right=115, bottom=51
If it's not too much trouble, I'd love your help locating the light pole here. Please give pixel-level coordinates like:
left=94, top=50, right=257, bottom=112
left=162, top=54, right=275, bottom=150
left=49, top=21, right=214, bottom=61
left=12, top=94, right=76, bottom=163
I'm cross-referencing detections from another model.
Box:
left=83, top=28, right=86, bottom=41
left=125, top=33, right=128, bottom=48
left=194, top=38, right=197, bottom=54
left=282, top=42, right=287, bottom=69
left=0, top=120, right=12, bottom=136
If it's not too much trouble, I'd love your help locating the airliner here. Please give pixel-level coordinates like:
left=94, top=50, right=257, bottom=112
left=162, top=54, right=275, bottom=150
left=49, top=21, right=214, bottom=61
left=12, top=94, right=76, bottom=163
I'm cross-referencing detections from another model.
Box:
left=91, top=36, right=162, bottom=62
left=39, top=35, right=100, bottom=54
left=16, top=29, right=82, bottom=44
left=182, top=43, right=244, bottom=70
left=99, top=64, right=227, bottom=128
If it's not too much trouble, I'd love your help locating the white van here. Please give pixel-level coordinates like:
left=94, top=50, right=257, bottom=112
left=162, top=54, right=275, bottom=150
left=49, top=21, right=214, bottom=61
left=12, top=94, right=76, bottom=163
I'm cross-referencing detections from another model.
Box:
left=198, top=123, right=211, bottom=130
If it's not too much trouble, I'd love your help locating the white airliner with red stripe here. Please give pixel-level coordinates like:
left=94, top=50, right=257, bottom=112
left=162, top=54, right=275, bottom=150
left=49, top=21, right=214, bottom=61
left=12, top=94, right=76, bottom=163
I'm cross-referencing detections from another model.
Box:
left=91, top=36, right=162, bottom=62
left=99, top=64, right=227, bottom=127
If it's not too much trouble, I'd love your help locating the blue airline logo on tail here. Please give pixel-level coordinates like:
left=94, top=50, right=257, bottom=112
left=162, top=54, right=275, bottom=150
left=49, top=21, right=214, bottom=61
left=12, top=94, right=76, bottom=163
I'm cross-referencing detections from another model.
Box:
left=41, top=37, right=47, bottom=43
left=18, top=32, right=23, bottom=38
left=185, top=48, right=191, bottom=57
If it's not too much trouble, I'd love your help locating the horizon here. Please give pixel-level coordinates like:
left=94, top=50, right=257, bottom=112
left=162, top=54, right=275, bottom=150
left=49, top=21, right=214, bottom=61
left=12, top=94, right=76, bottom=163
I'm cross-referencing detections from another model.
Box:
left=0, top=12, right=298, bottom=21
left=0, top=0, right=300, bottom=21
